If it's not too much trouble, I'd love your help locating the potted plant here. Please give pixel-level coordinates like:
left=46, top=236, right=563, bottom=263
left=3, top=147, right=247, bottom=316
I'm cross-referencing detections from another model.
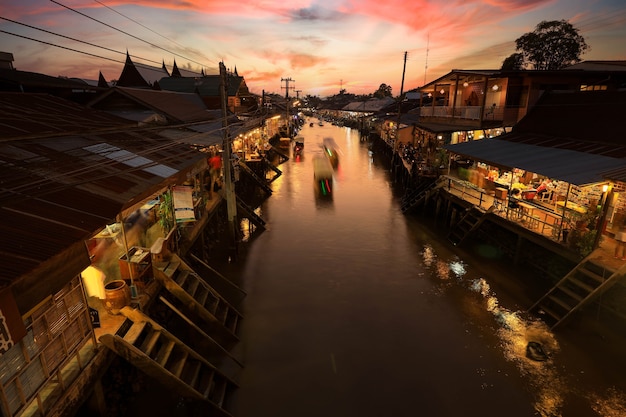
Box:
left=568, top=228, right=599, bottom=257
left=157, top=190, right=174, bottom=236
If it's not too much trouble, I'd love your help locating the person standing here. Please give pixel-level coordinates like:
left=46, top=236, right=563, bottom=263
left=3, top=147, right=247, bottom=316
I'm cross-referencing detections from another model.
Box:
left=208, top=152, right=222, bottom=198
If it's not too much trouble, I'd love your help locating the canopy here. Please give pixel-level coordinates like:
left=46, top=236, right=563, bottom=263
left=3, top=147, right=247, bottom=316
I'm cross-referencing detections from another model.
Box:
left=445, top=139, right=626, bottom=186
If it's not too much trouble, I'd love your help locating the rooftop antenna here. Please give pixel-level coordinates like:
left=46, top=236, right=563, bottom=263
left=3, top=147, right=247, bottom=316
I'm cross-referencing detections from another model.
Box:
left=424, top=33, right=430, bottom=85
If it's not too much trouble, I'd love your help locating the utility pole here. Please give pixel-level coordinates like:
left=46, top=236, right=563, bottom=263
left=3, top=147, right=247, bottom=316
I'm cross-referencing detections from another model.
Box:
left=394, top=51, right=408, bottom=153
left=281, top=77, right=295, bottom=136
left=295, top=89, right=302, bottom=100
left=281, top=77, right=294, bottom=99
left=219, top=62, right=238, bottom=256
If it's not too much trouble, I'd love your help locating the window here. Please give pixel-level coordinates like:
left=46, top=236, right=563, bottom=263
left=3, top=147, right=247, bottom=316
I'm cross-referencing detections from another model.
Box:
left=0, top=277, right=96, bottom=417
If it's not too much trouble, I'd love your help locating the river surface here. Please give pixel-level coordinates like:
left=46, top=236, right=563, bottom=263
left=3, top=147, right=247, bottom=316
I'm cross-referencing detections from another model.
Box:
left=222, top=121, right=625, bottom=417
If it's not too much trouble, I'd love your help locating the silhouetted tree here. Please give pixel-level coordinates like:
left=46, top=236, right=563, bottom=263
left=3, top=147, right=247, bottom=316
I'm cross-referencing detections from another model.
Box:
left=501, top=53, right=524, bottom=71
left=515, top=20, right=589, bottom=70
left=373, top=83, right=392, bottom=98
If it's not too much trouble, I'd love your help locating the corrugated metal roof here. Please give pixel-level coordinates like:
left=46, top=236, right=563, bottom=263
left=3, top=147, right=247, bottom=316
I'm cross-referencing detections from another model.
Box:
left=445, top=138, right=626, bottom=185
left=342, top=98, right=395, bottom=112
left=0, top=93, right=206, bottom=285
left=445, top=90, right=626, bottom=185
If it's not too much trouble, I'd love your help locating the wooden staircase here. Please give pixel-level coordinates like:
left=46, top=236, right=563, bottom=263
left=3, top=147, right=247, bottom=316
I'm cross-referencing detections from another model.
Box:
left=263, top=157, right=283, bottom=181
left=239, top=160, right=273, bottom=195
left=447, top=206, right=491, bottom=246
left=528, top=250, right=626, bottom=329
left=99, top=307, right=237, bottom=417
left=400, top=178, right=439, bottom=213
left=270, top=145, right=289, bottom=163
left=236, top=196, right=266, bottom=230
left=154, top=255, right=243, bottom=350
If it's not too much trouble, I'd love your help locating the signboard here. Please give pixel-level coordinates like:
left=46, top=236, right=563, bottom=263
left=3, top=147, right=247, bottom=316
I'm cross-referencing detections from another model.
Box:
left=172, top=186, right=196, bottom=223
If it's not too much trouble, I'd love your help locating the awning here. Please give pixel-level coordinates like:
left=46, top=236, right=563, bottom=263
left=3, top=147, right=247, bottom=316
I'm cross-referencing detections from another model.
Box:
left=445, top=139, right=626, bottom=186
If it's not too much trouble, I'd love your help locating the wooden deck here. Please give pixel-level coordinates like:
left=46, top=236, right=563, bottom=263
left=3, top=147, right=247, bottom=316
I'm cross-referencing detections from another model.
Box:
left=438, top=174, right=624, bottom=269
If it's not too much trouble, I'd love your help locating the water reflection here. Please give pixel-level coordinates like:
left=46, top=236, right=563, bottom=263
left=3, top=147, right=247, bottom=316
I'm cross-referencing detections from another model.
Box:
left=420, top=243, right=626, bottom=417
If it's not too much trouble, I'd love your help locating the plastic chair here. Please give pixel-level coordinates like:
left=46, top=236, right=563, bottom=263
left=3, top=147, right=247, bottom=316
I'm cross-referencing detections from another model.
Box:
left=539, top=190, right=553, bottom=203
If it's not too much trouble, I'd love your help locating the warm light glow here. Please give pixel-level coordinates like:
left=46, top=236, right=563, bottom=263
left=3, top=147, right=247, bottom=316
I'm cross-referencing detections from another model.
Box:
left=81, top=265, right=106, bottom=299
left=603, top=184, right=609, bottom=193
left=463, top=82, right=469, bottom=87
left=440, top=88, right=445, bottom=94
left=492, top=85, right=499, bottom=91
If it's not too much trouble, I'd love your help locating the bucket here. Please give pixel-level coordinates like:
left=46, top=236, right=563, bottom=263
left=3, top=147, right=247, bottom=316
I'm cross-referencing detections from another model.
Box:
left=104, top=280, right=131, bottom=315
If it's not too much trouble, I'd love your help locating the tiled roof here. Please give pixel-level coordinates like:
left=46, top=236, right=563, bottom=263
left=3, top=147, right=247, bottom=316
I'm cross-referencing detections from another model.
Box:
left=510, top=90, right=626, bottom=155
left=158, top=75, right=247, bottom=97
left=87, top=87, right=215, bottom=123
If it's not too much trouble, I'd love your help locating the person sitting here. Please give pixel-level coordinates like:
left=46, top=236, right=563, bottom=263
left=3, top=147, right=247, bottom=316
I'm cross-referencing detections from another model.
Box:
left=508, top=188, right=521, bottom=209
left=536, top=178, right=550, bottom=196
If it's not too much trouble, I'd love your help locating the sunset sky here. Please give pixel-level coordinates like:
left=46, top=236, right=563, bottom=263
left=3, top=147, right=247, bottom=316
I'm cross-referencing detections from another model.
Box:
left=2, top=0, right=626, bottom=97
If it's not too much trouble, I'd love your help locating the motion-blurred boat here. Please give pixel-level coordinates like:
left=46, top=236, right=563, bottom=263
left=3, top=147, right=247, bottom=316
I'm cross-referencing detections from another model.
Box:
left=313, top=156, right=333, bottom=196
left=322, top=137, right=339, bottom=168
left=294, top=136, right=304, bottom=156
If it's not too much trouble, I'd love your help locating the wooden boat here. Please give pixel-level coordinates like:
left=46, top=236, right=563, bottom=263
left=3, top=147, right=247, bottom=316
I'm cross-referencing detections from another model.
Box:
left=313, top=156, right=333, bottom=196
left=322, top=137, right=339, bottom=168
left=294, top=136, right=304, bottom=156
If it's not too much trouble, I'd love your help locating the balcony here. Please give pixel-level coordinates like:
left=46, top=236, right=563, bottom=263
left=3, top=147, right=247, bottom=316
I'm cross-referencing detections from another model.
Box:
left=419, top=105, right=503, bottom=122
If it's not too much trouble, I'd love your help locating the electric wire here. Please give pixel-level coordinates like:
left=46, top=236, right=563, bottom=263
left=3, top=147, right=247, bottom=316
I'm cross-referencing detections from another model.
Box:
left=1, top=118, right=248, bottom=202
left=0, top=16, right=163, bottom=67
left=93, top=0, right=195, bottom=56
left=49, top=0, right=211, bottom=69
left=0, top=30, right=124, bottom=65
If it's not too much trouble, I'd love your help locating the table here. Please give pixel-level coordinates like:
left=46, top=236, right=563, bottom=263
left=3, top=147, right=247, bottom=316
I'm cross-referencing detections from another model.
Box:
left=556, top=200, right=587, bottom=215
left=518, top=202, right=538, bottom=227
left=494, top=187, right=508, bottom=200
left=542, top=212, right=563, bottom=235
left=118, top=246, right=153, bottom=287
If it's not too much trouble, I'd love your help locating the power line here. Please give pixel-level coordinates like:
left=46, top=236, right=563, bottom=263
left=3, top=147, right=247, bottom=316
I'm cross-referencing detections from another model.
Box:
left=0, top=30, right=124, bottom=65
left=49, top=0, right=211, bottom=69
left=0, top=16, right=163, bottom=66
left=93, top=0, right=196, bottom=57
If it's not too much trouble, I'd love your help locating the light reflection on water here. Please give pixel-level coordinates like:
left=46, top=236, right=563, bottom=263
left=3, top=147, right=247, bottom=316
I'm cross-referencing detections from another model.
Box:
left=420, top=243, right=626, bottom=417
left=235, top=122, right=626, bottom=417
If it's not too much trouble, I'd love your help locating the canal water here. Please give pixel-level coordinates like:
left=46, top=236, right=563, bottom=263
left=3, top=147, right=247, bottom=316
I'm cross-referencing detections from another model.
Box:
left=222, top=121, right=626, bottom=417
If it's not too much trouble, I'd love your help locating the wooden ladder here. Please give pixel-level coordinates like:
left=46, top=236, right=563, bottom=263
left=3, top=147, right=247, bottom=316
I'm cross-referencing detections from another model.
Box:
left=155, top=256, right=243, bottom=349
left=447, top=206, right=490, bottom=246
left=100, top=307, right=237, bottom=417
left=236, top=196, right=266, bottom=230
left=400, top=178, right=439, bottom=213
left=263, top=157, right=283, bottom=182
left=238, top=160, right=273, bottom=194
left=270, top=145, right=289, bottom=163
left=528, top=250, right=626, bottom=329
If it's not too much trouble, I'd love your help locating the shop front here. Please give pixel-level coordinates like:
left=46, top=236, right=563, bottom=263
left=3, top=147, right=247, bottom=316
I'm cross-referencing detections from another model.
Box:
left=444, top=138, right=626, bottom=255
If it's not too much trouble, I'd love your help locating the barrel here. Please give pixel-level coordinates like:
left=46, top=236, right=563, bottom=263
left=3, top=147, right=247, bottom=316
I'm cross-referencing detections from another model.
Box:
left=104, top=280, right=131, bottom=315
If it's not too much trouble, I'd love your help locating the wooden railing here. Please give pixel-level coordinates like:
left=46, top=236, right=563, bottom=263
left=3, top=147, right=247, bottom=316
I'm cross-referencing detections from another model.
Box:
left=419, top=105, right=503, bottom=121
left=439, top=175, right=570, bottom=243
